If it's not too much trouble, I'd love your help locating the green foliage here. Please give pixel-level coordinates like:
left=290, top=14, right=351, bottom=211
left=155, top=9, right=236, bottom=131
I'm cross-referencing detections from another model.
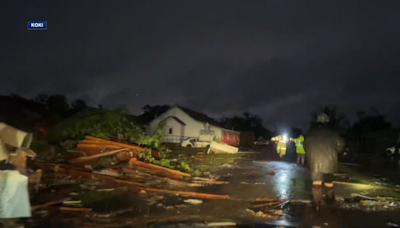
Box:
left=60, top=140, right=80, bottom=150
left=159, top=158, right=172, bottom=168
left=192, top=169, right=202, bottom=177
left=97, top=157, right=118, bottom=168
left=178, top=161, right=192, bottom=172
left=30, top=139, right=50, bottom=155
left=49, top=108, right=144, bottom=144
left=138, top=148, right=156, bottom=164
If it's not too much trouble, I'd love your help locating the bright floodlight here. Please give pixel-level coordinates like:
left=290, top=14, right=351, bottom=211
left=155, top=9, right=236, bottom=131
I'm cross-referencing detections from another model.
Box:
left=283, top=134, right=288, bottom=142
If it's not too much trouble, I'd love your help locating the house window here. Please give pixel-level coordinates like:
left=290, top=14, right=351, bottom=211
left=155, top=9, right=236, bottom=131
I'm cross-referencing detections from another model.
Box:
left=169, top=128, right=173, bottom=134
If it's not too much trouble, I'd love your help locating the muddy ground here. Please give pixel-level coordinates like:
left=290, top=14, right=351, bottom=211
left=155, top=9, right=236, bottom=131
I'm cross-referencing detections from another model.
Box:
left=23, top=145, right=400, bottom=228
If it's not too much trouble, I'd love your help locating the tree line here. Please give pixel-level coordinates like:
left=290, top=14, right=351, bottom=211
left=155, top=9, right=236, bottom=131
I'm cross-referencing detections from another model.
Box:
left=30, top=94, right=397, bottom=141
left=309, top=105, right=393, bottom=137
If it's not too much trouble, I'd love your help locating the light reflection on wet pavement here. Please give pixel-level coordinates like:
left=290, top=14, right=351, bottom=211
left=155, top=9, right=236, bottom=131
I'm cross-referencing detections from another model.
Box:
left=187, top=157, right=400, bottom=227
left=31, top=154, right=400, bottom=228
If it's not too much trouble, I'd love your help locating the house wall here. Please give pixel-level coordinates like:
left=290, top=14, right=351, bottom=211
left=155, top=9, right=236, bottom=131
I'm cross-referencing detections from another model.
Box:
left=161, top=117, right=185, bottom=143
left=209, top=125, right=223, bottom=140
left=221, top=129, right=240, bottom=146
left=146, top=106, right=204, bottom=138
left=146, top=106, right=240, bottom=146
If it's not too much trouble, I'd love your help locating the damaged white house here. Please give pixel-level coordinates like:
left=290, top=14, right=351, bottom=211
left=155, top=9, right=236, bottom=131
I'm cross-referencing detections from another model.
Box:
left=145, top=106, right=240, bottom=146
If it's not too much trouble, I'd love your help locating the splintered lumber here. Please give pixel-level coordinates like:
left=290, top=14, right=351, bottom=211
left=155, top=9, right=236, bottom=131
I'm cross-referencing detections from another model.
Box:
left=68, top=148, right=130, bottom=164
left=32, top=198, right=71, bottom=210
left=84, top=136, right=144, bottom=151
left=137, top=187, right=229, bottom=199
left=76, top=144, right=123, bottom=156
left=77, top=144, right=122, bottom=150
left=31, top=163, right=144, bottom=186
left=250, top=200, right=284, bottom=208
left=80, top=136, right=160, bottom=157
left=128, top=158, right=191, bottom=177
left=59, top=207, right=92, bottom=212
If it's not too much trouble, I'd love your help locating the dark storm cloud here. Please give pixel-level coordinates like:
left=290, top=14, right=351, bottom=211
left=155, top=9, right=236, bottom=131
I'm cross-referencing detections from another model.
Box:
left=2, top=1, right=400, bottom=129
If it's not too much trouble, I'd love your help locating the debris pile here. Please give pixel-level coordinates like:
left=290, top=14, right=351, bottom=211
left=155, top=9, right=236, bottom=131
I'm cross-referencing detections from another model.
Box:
left=339, top=193, right=400, bottom=211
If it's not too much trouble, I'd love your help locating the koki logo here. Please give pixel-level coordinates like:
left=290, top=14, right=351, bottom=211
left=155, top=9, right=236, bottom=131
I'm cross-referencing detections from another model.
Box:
left=27, top=21, right=47, bottom=30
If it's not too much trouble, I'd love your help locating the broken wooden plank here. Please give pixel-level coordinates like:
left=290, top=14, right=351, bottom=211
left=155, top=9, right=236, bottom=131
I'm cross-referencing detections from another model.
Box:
left=31, top=162, right=144, bottom=187
left=82, top=136, right=160, bottom=157
left=76, top=144, right=123, bottom=156
left=32, top=198, right=71, bottom=210
left=77, top=144, right=122, bottom=150
left=128, top=158, right=191, bottom=177
left=250, top=200, right=284, bottom=208
left=136, top=187, right=229, bottom=199
left=69, top=148, right=130, bottom=164
left=59, top=207, right=92, bottom=212
left=84, top=136, right=144, bottom=151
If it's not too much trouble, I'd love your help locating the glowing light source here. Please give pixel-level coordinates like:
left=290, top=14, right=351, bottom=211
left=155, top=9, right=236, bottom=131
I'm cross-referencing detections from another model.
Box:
left=283, top=134, right=288, bottom=142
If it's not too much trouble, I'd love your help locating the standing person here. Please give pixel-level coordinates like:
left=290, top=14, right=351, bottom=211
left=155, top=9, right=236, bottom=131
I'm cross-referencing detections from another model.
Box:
left=305, top=113, right=345, bottom=208
left=290, top=134, right=306, bottom=166
left=271, top=134, right=288, bottom=158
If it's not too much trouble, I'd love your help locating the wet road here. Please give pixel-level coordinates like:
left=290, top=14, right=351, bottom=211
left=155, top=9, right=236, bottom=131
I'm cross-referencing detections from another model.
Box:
left=187, top=155, right=400, bottom=227
left=212, top=160, right=312, bottom=200
left=31, top=149, right=400, bottom=228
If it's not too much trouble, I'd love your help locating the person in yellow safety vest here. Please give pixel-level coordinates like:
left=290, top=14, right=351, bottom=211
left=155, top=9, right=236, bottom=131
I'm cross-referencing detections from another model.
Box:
left=271, top=135, right=289, bottom=158
left=290, top=134, right=306, bottom=166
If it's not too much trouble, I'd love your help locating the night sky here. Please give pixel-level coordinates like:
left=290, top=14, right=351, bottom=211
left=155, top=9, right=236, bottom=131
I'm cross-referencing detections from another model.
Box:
left=2, top=1, right=400, bottom=130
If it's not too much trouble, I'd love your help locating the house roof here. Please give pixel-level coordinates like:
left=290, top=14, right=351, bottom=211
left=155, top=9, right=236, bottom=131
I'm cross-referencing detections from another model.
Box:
left=161, top=116, right=186, bottom=125
left=176, top=106, right=223, bottom=128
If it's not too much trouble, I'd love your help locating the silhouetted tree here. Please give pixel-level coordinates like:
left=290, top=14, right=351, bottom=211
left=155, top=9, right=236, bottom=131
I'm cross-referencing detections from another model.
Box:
left=71, top=99, right=87, bottom=112
left=219, top=112, right=270, bottom=138
left=136, top=105, right=171, bottom=124
left=45, top=94, right=70, bottom=116
left=34, top=93, right=49, bottom=104
left=348, top=112, right=392, bottom=135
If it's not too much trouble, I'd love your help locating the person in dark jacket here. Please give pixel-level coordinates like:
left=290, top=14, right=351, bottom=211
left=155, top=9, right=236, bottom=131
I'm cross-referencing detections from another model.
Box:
left=305, top=113, right=345, bottom=207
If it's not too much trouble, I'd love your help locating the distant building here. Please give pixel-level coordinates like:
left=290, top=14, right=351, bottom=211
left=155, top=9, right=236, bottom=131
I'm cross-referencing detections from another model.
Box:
left=145, top=106, right=240, bottom=146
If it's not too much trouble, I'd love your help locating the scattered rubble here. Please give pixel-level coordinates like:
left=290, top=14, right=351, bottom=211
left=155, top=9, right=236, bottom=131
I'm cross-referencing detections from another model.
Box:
left=266, top=171, right=275, bottom=175
left=240, top=182, right=265, bottom=185
left=184, top=199, right=203, bottom=205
